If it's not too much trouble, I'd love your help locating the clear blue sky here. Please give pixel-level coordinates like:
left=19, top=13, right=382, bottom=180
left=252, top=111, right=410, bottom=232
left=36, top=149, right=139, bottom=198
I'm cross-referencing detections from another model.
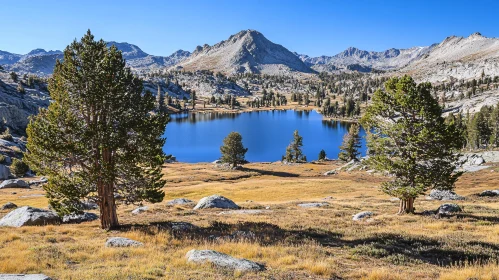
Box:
left=1, top=0, right=498, bottom=57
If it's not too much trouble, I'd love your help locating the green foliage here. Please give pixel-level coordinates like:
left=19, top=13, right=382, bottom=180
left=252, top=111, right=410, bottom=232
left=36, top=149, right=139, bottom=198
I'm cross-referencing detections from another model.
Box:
left=11, top=158, right=29, bottom=177
left=24, top=30, right=169, bottom=229
left=360, top=75, right=463, bottom=209
left=318, top=149, right=326, bottom=161
left=0, top=154, right=6, bottom=164
left=338, top=124, right=361, bottom=161
left=220, top=132, right=248, bottom=167
left=284, top=130, right=306, bottom=162
left=0, top=128, right=13, bottom=142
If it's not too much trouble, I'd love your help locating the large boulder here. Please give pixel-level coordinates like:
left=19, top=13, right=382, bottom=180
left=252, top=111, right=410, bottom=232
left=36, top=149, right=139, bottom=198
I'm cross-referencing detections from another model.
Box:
left=166, top=198, right=194, bottom=206
left=352, top=211, right=374, bottom=221
left=0, top=164, right=11, bottom=180
left=0, top=274, right=52, bottom=280
left=1, top=202, right=17, bottom=210
left=428, top=189, right=464, bottom=201
left=62, top=212, right=98, bottom=224
left=105, top=237, right=143, bottom=248
left=0, top=206, right=61, bottom=227
left=193, top=195, right=239, bottom=210
left=0, top=179, right=29, bottom=189
left=186, top=249, right=265, bottom=272
left=437, top=203, right=462, bottom=215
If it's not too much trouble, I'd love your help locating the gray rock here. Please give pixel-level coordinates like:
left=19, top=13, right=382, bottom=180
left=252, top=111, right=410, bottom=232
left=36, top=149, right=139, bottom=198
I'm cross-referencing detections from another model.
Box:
left=0, top=274, right=52, bottom=280
left=169, top=222, right=197, bottom=231
left=428, top=189, right=464, bottom=201
left=297, top=202, right=330, bottom=208
left=212, top=160, right=222, bottom=164
left=193, top=195, right=239, bottom=210
left=81, top=201, right=98, bottom=210
left=479, top=190, right=499, bottom=197
left=166, top=198, right=194, bottom=206
left=62, top=212, right=98, bottom=224
left=0, top=179, right=29, bottom=189
left=353, top=211, right=374, bottom=221
left=0, top=164, right=11, bottom=180
left=323, top=170, right=337, bottom=176
left=1, top=202, right=17, bottom=210
left=186, top=249, right=265, bottom=272
left=0, top=206, right=61, bottom=227
left=389, top=197, right=400, bottom=202
left=28, top=177, right=48, bottom=186
left=3, top=156, right=11, bottom=165
left=131, top=206, right=148, bottom=215
left=437, top=203, right=462, bottom=215
left=105, top=237, right=143, bottom=247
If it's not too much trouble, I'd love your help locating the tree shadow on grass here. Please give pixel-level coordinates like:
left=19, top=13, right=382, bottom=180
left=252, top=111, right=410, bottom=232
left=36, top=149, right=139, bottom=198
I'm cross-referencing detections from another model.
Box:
left=117, top=221, right=499, bottom=267
left=240, top=167, right=299, bottom=178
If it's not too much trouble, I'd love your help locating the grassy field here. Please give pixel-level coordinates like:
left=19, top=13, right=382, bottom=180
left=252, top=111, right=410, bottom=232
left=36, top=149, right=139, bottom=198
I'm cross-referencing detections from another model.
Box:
left=1, top=161, right=499, bottom=279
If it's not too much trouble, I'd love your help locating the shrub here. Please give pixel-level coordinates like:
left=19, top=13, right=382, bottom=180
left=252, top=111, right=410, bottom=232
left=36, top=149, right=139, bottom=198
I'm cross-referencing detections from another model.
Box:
left=0, top=154, right=6, bottom=164
left=10, top=158, right=29, bottom=177
left=0, top=128, right=13, bottom=142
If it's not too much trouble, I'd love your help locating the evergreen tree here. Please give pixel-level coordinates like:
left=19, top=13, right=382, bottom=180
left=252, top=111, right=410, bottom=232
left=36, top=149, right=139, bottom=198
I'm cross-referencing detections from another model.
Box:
left=24, top=31, right=169, bottom=229
left=220, top=132, right=248, bottom=168
left=283, top=130, right=305, bottom=162
left=156, top=85, right=166, bottom=113
left=338, top=124, right=361, bottom=161
left=318, top=149, right=326, bottom=161
left=361, top=75, right=463, bottom=214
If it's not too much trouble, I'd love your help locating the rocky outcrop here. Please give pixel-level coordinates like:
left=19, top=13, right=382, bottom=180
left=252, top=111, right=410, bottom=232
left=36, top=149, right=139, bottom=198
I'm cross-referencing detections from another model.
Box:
left=0, top=179, right=29, bottom=189
left=0, top=206, right=61, bottom=227
left=428, top=190, right=464, bottom=201
left=193, top=195, right=239, bottom=210
left=62, top=212, right=98, bottom=224
left=166, top=198, right=194, bottom=206
left=0, top=274, right=52, bottom=280
left=0, top=164, right=11, bottom=180
left=297, top=202, right=330, bottom=208
left=479, top=190, right=499, bottom=197
left=105, top=237, right=143, bottom=248
left=1, top=202, right=17, bottom=210
left=437, top=203, right=462, bottom=215
left=186, top=249, right=265, bottom=272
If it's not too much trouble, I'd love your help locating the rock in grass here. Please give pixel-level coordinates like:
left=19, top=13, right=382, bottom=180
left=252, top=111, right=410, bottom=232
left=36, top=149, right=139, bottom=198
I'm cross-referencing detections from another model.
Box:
left=323, top=170, right=337, bottom=176
left=0, top=274, right=52, bottom=280
left=297, top=202, right=330, bottom=208
left=428, top=189, right=464, bottom=201
left=352, top=211, right=374, bottom=221
left=131, top=206, right=148, bottom=215
left=218, top=210, right=270, bottom=215
left=105, top=237, right=143, bottom=248
left=0, top=179, right=29, bottom=189
left=186, top=249, right=265, bottom=272
left=1, top=202, right=17, bottom=210
left=193, top=195, right=239, bottom=210
left=437, top=203, right=462, bottom=215
left=479, top=190, right=499, bottom=197
left=166, top=198, right=194, bottom=206
left=62, top=212, right=98, bottom=224
left=0, top=206, right=61, bottom=227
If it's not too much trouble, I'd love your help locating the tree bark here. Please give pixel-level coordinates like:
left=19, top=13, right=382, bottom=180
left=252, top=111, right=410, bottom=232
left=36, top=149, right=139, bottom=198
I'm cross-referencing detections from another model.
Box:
left=99, top=181, right=119, bottom=230
left=397, top=197, right=415, bottom=214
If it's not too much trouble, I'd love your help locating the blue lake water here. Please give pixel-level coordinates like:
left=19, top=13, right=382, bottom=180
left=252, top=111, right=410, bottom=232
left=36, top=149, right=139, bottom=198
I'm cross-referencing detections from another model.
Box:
left=163, top=110, right=367, bottom=163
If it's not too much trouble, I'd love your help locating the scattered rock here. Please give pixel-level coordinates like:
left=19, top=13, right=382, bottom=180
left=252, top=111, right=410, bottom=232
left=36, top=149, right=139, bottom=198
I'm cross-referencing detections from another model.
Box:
left=1, top=202, right=17, bottom=210
left=437, top=203, right=462, bottom=215
left=0, top=179, right=29, bottom=189
left=478, top=190, right=499, bottom=197
left=323, top=170, right=337, bottom=176
left=0, top=206, right=61, bottom=227
left=389, top=197, right=400, bottom=202
left=297, top=202, right=330, bottom=208
left=353, top=211, right=374, bottom=221
left=193, top=195, right=239, bottom=210
left=169, top=222, right=197, bottom=231
left=212, top=160, right=222, bottom=164
left=265, top=206, right=271, bottom=210
left=0, top=164, right=11, bottom=180
left=186, top=249, right=265, bottom=272
left=0, top=274, right=52, bottom=280
left=421, top=210, right=436, bottom=216
left=62, top=212, right=98, bottom=224
left=428, top=189, right=464, bottom=201
left=28, top=177, right=48, bottom=186
left=105, top=237, right=143, bottom=248
left=131, top=206, right=148, bottom=215
left=166, top=198, right=194, bottom=206
left=80, top=201, right=98, bottom=210
left=218, top=210, right=270, bottom=215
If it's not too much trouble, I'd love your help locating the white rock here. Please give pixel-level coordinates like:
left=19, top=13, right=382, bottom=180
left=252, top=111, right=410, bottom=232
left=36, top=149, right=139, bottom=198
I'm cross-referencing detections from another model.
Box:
left=353, top=211, right=374, bottom=221
left=193, top=195, right=239, bottom=210
left=131, top=206, right=148, bottom=215
left=0, top=179, right=29, bottom=189
left=0, top=274, right=52, bottom=280
left=105, top=237, right=143, bottom=247
left=186, top=249, right=265, bottom=272
left=0, top=206, right=61, bottom=227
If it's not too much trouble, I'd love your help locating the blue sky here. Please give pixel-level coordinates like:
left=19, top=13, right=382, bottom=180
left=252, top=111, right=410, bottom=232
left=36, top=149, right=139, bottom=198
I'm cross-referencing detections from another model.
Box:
left=1, top=0, right=498, bottom=57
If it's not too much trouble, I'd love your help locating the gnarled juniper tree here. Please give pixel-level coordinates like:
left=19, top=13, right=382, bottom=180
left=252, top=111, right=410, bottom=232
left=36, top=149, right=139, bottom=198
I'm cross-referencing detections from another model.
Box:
left=361, top=75, right=463, bottom=214
left=25, top=30, right=169, bottom=229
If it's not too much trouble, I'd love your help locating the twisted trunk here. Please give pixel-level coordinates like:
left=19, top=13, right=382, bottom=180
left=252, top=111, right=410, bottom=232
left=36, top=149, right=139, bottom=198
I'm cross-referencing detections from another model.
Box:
left=98, top=148, right=119, bottom=229
left=398, top=197, right=415, bottom=214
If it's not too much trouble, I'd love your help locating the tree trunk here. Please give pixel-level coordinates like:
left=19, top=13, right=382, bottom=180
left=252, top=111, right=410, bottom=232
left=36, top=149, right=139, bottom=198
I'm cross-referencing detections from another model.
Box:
left=397, top=197, right=415, bottom=214
left=99, top=181, right=119, bottom=230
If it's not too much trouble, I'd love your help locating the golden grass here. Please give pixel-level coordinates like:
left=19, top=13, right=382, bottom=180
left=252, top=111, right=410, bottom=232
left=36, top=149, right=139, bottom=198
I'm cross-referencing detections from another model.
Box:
left=0, top=161, right=498, bottom=279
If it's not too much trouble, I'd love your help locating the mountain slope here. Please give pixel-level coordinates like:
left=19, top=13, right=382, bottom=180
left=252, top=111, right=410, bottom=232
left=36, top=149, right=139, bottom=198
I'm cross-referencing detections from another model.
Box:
left=177, top=30, right=313, bottom=75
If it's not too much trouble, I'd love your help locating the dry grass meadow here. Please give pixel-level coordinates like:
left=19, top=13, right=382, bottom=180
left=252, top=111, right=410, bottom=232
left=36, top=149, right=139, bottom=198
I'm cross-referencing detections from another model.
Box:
left=1, top=161, right=499, bottom=279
